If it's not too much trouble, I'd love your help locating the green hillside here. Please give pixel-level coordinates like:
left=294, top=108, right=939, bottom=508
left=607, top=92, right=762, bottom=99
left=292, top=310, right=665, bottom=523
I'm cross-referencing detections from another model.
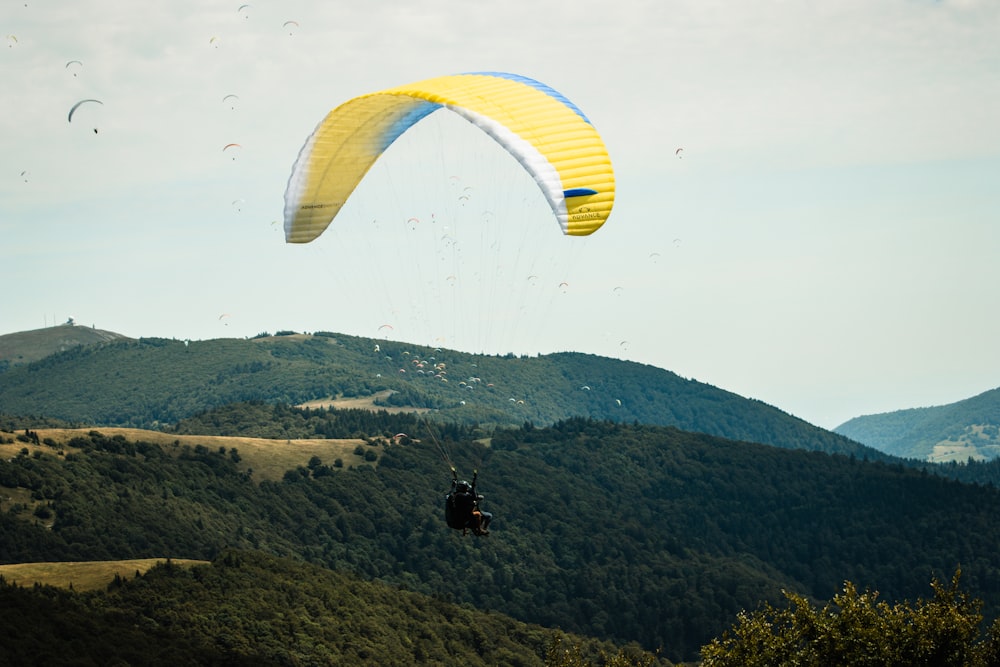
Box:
left=0, top=551, right=658, bottom=666
left=835, top=386, right=1000, bottom=461
left=4, top=418, right=1000, bottom=662
left=0, top=329, right=884, bottom=461
left=0, top=324, right=128, bottom=370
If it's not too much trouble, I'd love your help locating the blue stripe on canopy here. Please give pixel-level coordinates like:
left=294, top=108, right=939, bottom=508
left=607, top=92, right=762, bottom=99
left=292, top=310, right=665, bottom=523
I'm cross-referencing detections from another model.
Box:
left=462, top=71, right=592, bottom=124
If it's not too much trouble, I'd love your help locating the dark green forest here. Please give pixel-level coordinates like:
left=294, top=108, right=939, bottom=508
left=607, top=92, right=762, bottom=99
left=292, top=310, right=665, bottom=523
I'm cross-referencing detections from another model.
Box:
left=0, top=331, right=889, bottom=461
left=170, top=400, right=1000, bottom=488
left=5, top=416, right=1000, bottom=662
left=0, top=550, right=660, bottom=667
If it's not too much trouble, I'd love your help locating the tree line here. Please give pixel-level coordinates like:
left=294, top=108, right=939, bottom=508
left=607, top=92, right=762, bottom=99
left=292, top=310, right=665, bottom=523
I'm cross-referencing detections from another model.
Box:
left=5, top=417, right=1000, bottom=661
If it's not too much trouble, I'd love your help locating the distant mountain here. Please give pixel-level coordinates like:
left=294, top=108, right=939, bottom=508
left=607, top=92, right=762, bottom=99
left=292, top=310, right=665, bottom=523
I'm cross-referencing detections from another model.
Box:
left=0, top=328, right=887, bottom=461
left=834, top=386, right=1000, bottom=461
left=0, top=323, right=129, bottom=369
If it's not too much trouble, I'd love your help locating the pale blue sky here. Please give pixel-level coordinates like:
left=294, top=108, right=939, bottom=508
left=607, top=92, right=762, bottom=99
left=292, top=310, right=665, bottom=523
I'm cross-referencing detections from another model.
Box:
left=3, top=0, right=998, bottom=429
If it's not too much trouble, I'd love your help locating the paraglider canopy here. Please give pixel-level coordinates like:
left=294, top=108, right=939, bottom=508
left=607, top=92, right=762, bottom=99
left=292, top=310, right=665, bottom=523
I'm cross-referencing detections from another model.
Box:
left=68, top=99, right=103, bottom=134
left=67, top=98, right=102, bottom=123
left=283, top=72, right=614, bottom=244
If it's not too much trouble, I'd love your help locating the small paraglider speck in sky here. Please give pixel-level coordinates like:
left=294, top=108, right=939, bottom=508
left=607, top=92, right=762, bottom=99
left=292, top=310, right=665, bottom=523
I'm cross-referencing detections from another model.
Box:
left=68, top=99, right=103, bottom=135
left=675, top=147, right=684, bottom=158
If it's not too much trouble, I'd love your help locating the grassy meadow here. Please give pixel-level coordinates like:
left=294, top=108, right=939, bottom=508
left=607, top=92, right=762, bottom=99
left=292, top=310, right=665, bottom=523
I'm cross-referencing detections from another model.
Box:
left=5, top=427, right=374, bottom=482
left=0, top=558, right=208, bottom=591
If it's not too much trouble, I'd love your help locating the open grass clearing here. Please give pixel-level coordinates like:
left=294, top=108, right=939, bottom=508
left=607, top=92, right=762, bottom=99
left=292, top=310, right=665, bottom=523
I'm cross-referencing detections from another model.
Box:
left=297, top=389, right=431, bottom=414
left=0, top=558, right=209, bottom=592
left=17, top=428, right=379, bottom=482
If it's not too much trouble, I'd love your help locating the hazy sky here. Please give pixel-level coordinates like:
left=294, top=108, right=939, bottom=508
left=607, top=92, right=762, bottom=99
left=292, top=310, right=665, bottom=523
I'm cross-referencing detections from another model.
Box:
left=3, top=0, right=999, bottom=429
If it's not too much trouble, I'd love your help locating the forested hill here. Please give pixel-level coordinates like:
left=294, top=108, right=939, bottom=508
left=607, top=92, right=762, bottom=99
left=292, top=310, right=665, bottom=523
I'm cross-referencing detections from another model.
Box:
left=835, top=386, right=1000, bottom=462
left=4, top=418, right=1000, bottom=662
left=0, top=323, right=128, bottom=369
left=0, top=551, right=651, bottom=666
left=0, top=329, right=884, bottom=460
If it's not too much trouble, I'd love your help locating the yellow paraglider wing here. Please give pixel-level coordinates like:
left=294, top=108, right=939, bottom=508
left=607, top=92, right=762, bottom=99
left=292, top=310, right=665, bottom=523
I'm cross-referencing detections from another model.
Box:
left=283, top=72, right=614, bottom=243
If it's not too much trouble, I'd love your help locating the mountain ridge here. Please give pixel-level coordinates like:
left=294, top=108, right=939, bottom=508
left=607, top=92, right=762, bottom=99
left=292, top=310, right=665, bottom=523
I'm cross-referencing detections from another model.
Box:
left=834, top=386, right=1000, bottom=461
left=0, top=327, right=886, bottom=462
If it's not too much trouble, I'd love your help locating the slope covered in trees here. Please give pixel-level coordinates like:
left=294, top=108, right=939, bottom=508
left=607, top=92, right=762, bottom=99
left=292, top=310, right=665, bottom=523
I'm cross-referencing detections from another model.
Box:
left=167, top=401, right=1000, bottom=487
left=0, top=550, right=660, bottom=666
left=0, top=331, right=883, bottom=461
left=835, top=386, right=1000, bottom=462
left=4, top=417, right=1000, bottom=662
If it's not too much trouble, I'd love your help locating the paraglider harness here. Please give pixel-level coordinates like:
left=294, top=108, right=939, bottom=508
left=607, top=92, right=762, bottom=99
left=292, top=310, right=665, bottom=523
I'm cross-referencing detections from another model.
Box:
left=446, top=468, right=489, bottom=536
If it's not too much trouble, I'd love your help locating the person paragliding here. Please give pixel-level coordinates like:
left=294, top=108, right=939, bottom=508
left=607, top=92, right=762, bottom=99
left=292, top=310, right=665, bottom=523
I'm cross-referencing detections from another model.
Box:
left=446, top=468, right=492, bottom=536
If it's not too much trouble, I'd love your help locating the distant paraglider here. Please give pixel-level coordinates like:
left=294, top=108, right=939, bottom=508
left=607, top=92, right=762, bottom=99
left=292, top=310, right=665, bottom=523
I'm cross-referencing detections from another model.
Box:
left=67, top=98, right=102, bottom=123
left=65, top=60, right=83, bottom=77
left=223, top=143, right=242, bottom=160
left=67, top=98, right=103, bottom=134
left=283, top=20, right=299, bottom=35
left=222, top=94, right=239, bottom=110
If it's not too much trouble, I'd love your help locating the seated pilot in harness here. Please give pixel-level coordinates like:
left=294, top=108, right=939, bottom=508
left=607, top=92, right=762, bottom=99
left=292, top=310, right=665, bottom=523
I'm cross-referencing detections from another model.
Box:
left=445, top=469, right=492, bottom=536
